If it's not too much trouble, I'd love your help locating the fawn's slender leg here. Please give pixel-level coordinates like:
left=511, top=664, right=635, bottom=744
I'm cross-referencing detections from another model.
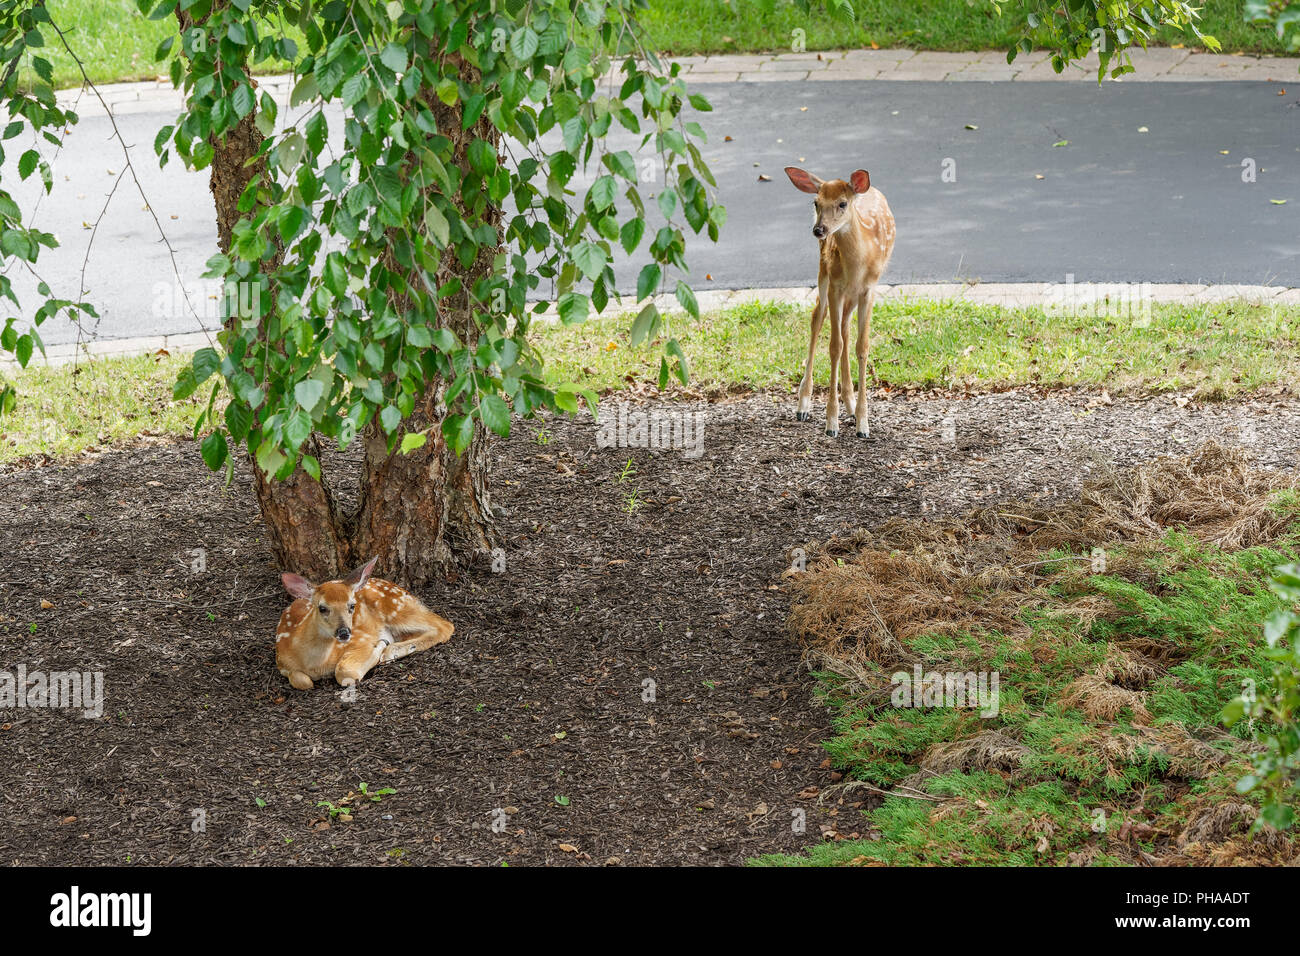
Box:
left=854, top=287, right=874, bottom=438
left=825, top=289, right=845, bottom=437
left=797, top=293, right=827, bottom=421
left=838, top=299, right=854, bottom=413
left=381, top=629, right=449, bottom=662
left=335, top=640, right=384, bottom=687
left=381, top=609, right=454, bottom=662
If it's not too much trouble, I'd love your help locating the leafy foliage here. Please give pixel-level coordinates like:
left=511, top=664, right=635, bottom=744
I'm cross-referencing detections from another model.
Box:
left=1001, top=0, right=1221, bottom=79
left=0, top=0, right=98, bottom=413
left=1224, top=563, right=1300, bottom=831
left=763, top=532, right=1298, bottom=866
left=149, top=0, right=730, bottom=481
left=1245, top=0, right=1300, bottom=51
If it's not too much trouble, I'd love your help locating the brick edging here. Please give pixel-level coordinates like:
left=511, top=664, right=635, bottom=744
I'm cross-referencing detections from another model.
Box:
left=53, top=48, right=1299, bottom=119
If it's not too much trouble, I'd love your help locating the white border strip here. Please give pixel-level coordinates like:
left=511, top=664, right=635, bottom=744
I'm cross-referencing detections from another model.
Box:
left=6, top=282, right=1296, bottom=368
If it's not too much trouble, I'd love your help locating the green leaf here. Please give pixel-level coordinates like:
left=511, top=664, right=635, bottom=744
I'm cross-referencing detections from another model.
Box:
left=637, top=263, right=661, bottom=302
left=620, top=218, right=645, bottom=255
left=442, top=412, right=474, bottom=454
left=657, top=189, right=678, bottom=221
left=231, top=83, right=254, bottom=119
left=380, top=42, right=408, bottom=73
left=435, top=77, right=458, bottom=105
left=153, top=124, right=174, bottom=154
left=558, top=292, right=589, bottom=325
left=629, top=303, right=659, bottom=347
left=400, top=432, right=427, bottom=454
left=665, top=338, right=690, bottom=384
left=675, top=280, right=699, bottom=319
left=14, top=333, right=33, bottom=367
left=290, top=74, right=319, bottom=108
left=605, top=150, right=638, bottom=181
left=200, top=432, right=228, bottom=471
left=284, top=409, right=312, bottom=449
left=342, top=73, right=369, bottom=108
left=479, top=393, right=510, bottom=437
left=424, top=204, right=450, bottom=247
left=279, top=205, right=306, bottom=243
left=1264, top=609, right=1294, bottom=647
left=324, top=253, right=348, bottom=295
left=192, top=347, right=220, bottom=383
left=294, top=378, right=325, bottom=410
left=510, top=27, right=539, bottom=61
left=380, top=405, right=402, bottom=434
left=224, top=400, right=252, bottom=441
left=589, top=175, right=618, bottom=211
left=571, top=241, right=607, bottom=280
left=467, top=138, right=497, bottom=176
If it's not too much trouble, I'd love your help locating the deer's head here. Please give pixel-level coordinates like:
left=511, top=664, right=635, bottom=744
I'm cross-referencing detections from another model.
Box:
left=280, top=556, right=379, bottom=644
left=784, top=167, right=871, bottom=240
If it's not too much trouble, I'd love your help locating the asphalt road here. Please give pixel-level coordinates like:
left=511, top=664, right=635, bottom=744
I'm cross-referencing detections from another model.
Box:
left=7, top=78, right=1299, bottom=346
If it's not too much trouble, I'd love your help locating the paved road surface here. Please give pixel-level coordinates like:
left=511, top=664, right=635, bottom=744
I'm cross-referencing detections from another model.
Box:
left=7, top=78, right=1298, bottom=346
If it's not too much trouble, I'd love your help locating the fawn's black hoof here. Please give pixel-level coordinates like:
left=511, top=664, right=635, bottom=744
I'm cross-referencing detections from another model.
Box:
left=856, top=428, right=869, bottom=439
left=825, top=428, right=838, bottom=438
left=795, top=411, right=809, bottom=422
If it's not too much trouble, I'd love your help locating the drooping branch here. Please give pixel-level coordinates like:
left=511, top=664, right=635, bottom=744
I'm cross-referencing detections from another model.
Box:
left=174, top=1, right=349, bottom=579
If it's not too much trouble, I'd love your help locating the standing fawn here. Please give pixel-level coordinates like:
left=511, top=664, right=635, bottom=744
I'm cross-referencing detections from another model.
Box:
left=784, top=166, right=895, bottom=438
left=275, top=556, right=454, bottom=690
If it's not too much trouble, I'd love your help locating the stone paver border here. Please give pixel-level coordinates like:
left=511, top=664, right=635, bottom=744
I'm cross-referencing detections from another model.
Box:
left=9, top=282, right=1297, bottom=368
left=53, top=47, right=1300, bottom=120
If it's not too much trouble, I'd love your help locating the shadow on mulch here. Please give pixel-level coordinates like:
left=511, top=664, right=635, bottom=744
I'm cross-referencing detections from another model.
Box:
left=1, top=386, right=1298, bottom=865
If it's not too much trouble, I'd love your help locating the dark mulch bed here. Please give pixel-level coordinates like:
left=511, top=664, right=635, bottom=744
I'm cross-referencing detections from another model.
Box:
left=1, top=386, right=1297, bottom=866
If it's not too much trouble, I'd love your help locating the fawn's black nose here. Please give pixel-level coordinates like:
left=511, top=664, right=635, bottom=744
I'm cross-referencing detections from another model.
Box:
left=335, top=626, right=351, bottom=642
left=812, top=225, right=826, bottom=238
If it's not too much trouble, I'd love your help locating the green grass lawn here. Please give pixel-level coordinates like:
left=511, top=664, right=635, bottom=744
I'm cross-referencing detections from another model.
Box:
left=753, top=438, right=1300, bottom=866
left=30, top=0, right=1290, bottom=90
left=2, top=296, right=1299, bottom=463
left=36, top=0, right=300, bottom=89
left=538, top=297, right=1300, bottom=400
left=0, top=351, right=204, bottom=460
left=639, top=0, right=1288, bottom=57
left=757, top=522, right=1299, bottom=866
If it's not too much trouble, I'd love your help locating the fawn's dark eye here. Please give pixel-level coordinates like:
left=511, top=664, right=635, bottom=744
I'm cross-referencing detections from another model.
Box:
left=839, top=201, right=847, bottom=209
left=347, top=603, right=356, bottom=613
left=319, top=604, right=328, bottom=615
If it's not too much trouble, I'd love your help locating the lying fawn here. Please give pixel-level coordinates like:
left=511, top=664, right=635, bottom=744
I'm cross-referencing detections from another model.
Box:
left=275, top=556, right=454, bottom=690
left=784, top=166, right=895, bottom=438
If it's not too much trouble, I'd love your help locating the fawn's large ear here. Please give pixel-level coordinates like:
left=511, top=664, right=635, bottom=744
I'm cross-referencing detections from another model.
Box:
left=849, top=169, right=871, bottom=194
left=344, top=556, right=379, bottom=587
left=281, top=573, right=315, bottom=601
left=784, top=166, right=823, bottom=194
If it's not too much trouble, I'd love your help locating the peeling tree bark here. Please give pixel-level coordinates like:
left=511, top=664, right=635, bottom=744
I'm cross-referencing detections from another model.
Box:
left=352, top=61, right=499, bottom=587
